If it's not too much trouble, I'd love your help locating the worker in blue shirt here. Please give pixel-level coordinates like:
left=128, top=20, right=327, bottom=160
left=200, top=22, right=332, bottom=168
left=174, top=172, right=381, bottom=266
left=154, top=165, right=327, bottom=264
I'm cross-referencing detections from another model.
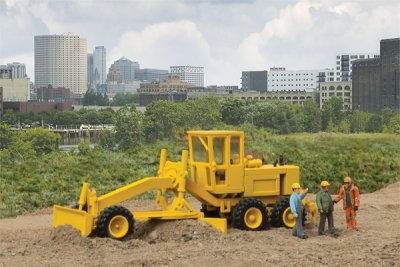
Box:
left=290, top=183, right=309, bottom=239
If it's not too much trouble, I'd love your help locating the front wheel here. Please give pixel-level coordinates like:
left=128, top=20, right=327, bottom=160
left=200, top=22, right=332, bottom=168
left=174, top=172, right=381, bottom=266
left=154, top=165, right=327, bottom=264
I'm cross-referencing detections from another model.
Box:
left=96, top=205, right=134, bottom=240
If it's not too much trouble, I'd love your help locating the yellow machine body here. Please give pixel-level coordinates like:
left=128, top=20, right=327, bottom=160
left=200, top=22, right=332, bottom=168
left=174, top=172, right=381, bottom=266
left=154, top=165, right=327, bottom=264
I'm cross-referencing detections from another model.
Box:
left=53, top=130, right=316, bottom=237
left=187, top=130, right=317, bottom=223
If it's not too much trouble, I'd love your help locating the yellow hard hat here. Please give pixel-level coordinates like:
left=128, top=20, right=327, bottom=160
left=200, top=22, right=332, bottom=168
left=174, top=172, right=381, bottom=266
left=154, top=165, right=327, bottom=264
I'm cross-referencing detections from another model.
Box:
left=344, top=177, right=352, bottom=183
left=320, top=181, right=330, bottom=187
left=292, top=183, right=301, bottom=189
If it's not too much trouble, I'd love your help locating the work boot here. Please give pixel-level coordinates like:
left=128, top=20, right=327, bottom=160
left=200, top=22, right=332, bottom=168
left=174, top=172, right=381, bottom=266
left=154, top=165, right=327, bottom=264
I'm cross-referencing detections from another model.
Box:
left=330, top=233, right=339, bottom=238
left=318, top=232, right=325, bottom=236
left=299, top=235, right=308, bottom=239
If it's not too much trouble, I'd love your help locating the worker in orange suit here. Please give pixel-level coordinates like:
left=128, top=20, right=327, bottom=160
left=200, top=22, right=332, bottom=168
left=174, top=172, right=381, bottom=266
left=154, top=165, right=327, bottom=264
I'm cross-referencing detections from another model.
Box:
left=334, top=177, right=360, bottom=230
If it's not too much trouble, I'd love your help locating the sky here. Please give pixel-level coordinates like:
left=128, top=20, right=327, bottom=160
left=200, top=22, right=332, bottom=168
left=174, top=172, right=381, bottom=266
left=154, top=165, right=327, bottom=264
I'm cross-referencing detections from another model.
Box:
left=0, top=0, right=399, bottom=86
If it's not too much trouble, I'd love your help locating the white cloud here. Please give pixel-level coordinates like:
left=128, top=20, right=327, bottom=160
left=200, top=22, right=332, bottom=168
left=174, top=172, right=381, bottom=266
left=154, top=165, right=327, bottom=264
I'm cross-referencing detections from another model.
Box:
left=234, top=0, right=400, bottom=73
left=110, top=20, right=224, bottom=85
left=0, top=0, right=399, bottom=86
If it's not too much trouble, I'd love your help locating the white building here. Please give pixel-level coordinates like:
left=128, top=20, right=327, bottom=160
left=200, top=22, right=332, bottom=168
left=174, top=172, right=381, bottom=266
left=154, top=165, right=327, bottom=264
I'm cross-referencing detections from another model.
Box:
left=34, top=34, right=87, bottom=96
left=93, top=46, right=106, bottom=87
left=268, top=67, right=335, bottom=92
left=170, top=66, right=204, bottom=87
left=0, top=78, right=30, bottom=101
left=335, top=53, right=379, bottom=81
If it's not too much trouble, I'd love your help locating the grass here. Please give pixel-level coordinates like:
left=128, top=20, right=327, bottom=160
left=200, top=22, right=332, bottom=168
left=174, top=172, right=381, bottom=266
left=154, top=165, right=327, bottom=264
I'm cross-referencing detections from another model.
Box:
left=0, top=133, right=399, bottom=218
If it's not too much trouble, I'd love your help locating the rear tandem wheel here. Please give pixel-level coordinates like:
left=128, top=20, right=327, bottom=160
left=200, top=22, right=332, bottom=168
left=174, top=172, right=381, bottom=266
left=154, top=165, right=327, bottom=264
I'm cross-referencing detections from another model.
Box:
left=270, top=198, right=306, bottom=228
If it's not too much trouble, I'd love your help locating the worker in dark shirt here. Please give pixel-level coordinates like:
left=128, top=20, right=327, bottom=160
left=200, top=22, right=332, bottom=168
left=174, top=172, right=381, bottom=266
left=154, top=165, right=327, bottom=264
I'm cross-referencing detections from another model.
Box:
left=316, top=181, right=338, bottom=237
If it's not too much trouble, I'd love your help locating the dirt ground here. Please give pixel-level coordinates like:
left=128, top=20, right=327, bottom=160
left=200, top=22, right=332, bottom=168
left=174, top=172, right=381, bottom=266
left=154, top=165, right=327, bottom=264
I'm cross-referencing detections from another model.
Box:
left=0, top=183, right=399, bottom=267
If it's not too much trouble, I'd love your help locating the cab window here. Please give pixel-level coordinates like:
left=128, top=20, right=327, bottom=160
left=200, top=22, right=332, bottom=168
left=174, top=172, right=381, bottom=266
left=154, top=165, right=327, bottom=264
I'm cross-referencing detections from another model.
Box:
left=230, top=136, right=240, bottom=165
left=213, top=137, right=225, bottom=165
left=192, top=136, right=208, bottom=162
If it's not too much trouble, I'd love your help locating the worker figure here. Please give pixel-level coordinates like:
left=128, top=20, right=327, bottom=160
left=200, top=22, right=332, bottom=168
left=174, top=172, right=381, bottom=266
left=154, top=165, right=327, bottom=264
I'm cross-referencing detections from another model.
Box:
left=316, top=181, right=338, bottom=237
left=334, top=177, right=360, bottom=230
left=290, top=183, right=309, bottom=239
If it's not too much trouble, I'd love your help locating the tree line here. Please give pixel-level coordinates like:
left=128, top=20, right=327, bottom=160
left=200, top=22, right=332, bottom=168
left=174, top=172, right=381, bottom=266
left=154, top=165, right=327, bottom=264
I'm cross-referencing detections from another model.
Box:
left=1, top=96, right=399, bottom=152
left=83, top=91, right=138, bottom=106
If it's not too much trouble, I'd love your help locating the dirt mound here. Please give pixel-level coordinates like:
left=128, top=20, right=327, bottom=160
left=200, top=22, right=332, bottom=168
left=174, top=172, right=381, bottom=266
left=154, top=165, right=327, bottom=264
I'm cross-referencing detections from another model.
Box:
left=133, top=219, right=221, bottom=243
left=50, top=226, right=83, bottom=243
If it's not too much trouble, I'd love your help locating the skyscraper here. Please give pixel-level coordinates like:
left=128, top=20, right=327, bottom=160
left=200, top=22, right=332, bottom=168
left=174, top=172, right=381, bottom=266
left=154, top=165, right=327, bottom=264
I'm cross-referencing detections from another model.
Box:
left=93, top=46, right=106, bottom=87
left=114, top=57, right=139, bottom=82
left=170, top=66, right=204, bottom=87
left=34, top=34, right=87, bottom=95
left=87, top=53, right=94, bottom=89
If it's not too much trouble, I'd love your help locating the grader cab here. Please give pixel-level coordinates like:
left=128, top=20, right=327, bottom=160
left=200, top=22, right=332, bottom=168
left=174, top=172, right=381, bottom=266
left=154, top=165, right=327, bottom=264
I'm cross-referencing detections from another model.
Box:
left=53, top=130, right=317, bottom=239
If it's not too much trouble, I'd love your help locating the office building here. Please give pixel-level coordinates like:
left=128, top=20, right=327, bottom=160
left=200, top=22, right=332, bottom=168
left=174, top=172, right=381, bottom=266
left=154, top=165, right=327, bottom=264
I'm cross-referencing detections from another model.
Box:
left=170, top=66, right=204, bottom=87
left=135, top=68, right=168, bottom=82
left=107, top=63, right=122, bottom=83
left=319, top=82, right=352, bottom=110
left=34, top=34, right=87, bottom=95
left=114, top=57, right=139, bottom=82
left=352, top=38, right=400, bottom=113
left=138, top=74, right=193, bottom=105
left=87, top=53, right=94, bottom=89
left=0, top=65, right=12, bottom=79
left=6, top=62, right=26, bottom=78
left=268, top=67, right=329, bottom=92
left=0, top=78, right=30, bottom=101
left=352, top=59, right=381, bottom=113
left=380, top=38, right=400, bottom=112
left=335, top=53, right=379, bottom=82
left=36, top=85, right=71, bottom=102
left=235, top=90, right=316, bottom=105
left=241, top=71, right=268, bottom=92
left=93, top=46, right=107, bottom=87
left=0, top=63, right=27, bottom=79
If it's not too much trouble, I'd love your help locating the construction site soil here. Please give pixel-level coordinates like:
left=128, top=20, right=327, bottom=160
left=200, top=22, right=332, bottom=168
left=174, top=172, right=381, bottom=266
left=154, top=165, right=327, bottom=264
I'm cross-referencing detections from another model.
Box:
left=0, top=183, right=399, bottom=267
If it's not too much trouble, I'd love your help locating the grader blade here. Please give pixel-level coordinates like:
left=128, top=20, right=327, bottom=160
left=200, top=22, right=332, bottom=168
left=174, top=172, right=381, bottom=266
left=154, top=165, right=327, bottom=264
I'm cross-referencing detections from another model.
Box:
left=198, top=217, right=227, bottom=234
left=53, top=205, right=93, bottom=237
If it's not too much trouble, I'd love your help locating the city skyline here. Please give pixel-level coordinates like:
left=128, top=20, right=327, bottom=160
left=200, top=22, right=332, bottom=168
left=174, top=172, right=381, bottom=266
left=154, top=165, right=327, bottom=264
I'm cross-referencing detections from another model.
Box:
left=0, top=0, right=399, bottom=85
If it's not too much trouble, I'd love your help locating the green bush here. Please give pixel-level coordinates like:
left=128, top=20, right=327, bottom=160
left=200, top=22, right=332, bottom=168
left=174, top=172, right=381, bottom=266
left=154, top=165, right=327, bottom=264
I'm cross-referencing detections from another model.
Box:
left=18, top=128, right=60, bottom=155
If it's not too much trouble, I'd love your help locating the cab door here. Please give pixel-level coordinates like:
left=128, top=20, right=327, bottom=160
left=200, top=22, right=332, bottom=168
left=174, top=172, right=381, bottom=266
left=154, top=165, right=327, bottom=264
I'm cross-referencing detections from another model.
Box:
left=189, top=135, right=213, bottom=190
left=211, top=135, right=244, bottom=194
left=226, top=135, right=244, bottom=193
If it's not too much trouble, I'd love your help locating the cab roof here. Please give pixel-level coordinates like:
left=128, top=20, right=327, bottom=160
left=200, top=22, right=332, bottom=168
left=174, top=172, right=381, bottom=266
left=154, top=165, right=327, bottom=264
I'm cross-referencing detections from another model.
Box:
left=187, top=130, right=244, bottom=136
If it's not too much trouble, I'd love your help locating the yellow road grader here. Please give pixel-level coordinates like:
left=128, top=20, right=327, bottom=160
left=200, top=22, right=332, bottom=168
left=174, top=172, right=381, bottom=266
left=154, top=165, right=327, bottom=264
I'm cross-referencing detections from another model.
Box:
left=53, top=130, right=317, bottom=239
